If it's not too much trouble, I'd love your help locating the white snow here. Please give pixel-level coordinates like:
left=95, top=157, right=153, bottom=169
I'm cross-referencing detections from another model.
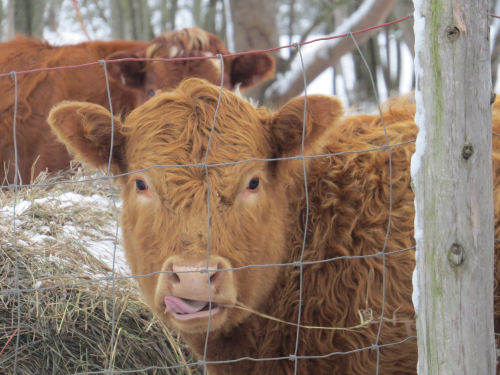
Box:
left=0, top=200, right=32, bottom=216
left=222, top=0, right=235, bottom=52
left=3, top=191, right=129, bottom=276
left=410, top=0, right=426, bottom=318
left=60, top=192, right=111, bottom=208
left=31, top=234, right=52, bottom=244
left=86, top=236, right=130, bottom=275
left=411, top=3, right=425, bottom=374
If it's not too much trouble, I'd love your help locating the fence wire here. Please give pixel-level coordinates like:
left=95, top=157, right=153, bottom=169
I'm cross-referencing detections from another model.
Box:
left=1, top=13, right=497, bottom=375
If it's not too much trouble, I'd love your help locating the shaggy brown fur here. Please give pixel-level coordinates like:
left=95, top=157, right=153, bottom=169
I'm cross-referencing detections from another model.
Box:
left=47, top=78, right=499, bottom=374
left=0, top=28, right=274, bottom=186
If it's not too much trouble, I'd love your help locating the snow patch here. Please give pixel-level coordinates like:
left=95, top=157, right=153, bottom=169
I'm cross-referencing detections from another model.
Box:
left=57, top=192, right=112, bottom=208
left=411, top=0, right=426, bottom=317
left=411, top=5, right=425, bottom=374
left=0, top=200, right=32, bottom=217
left=2, top=191, right=128, bottom=276
left=31, top=234, right=52, bottom=244
left=86, top=236, right=130, bottom=275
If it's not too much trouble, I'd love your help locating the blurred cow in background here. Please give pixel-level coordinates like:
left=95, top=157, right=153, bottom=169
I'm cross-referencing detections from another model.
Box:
left=0, top=27, right=274, bottom=186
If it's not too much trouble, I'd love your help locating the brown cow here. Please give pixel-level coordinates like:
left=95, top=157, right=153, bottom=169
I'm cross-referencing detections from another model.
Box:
left=47, top=78, right=500, bottom=374
left=0, top=28, right=274, bottom=186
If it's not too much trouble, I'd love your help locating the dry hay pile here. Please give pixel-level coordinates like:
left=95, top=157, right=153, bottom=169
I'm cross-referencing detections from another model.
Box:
left=0, top=167, right=201, bottom=374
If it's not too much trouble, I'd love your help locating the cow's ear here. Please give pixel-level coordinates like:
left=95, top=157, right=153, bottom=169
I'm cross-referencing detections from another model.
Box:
left=230, top=53, right=275, bottom=90
left=106, top=51, right=146, bottom=88
left=47, top=102, right=126, bottom=175
left=269, top=95, right=344, bottom=158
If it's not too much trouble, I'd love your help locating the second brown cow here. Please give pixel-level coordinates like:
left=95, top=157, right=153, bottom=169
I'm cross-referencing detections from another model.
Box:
left=0, top=28, right=274, bottom=186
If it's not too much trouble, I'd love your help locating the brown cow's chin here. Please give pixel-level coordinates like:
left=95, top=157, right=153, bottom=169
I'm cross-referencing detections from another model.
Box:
left=166, top=306, right=230, bottom=334
left=170, top=302, right=221, bottom=321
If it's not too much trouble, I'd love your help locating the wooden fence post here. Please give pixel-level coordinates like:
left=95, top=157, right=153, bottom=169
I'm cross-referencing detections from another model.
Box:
left=412, top=0, right=496, bottom=373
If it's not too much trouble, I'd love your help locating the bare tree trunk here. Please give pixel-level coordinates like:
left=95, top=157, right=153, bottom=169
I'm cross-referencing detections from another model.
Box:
left=127, top=0, right=152, bottom=41
left=13, top=0, right=45, bottom=37
left=6, top=0, right=14, bottom=40
left=348, top=36, right=381, bottom=108
left=141, top=1, right=153, bottom=40
left=288, top=0, right=296, bottom=46
left=14, top=0, right=30, bottom=35
left=230, top=0, right=279, bottom=52
left=192, top=0, right=202, bottom=29
left=46, top=0, right=64, bottom=32
left=203, top=0, right=217, bottom=34
left=222, top=0, right=233, bottom=50
left=128, top=0, right=138, bottom=39
left=381, top=28, right=392, bottom=92
left=265, top=0, right=397, bottom=107
left=393, top=37, right=401, bottom=92
left=412, top=0, right=495, bottom=373
left=159, top=0, right=168, bottom=32
left=393, top=0, right=414, bottom=56
left=110, top=0, right=125, bottom=39
left=376, top=26, right=401, bottom=96
left=230, top=0, right=279, bottom=103
left=169, top=0, right=178, bottom=31
left=0, top=1, right=4, bottom=40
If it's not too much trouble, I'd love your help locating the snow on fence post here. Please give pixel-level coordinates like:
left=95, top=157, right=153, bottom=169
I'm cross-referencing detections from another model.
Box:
left=412, top=0, right=496, bottom=373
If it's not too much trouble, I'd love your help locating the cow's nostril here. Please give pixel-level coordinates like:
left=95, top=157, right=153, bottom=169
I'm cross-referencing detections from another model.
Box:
left=169, top=272, right=181, bottom=283
left=166, top=262, right=180, bottom=283
left=209, top=263, right=223, bottom=284
left=209, top=272, right=218, bottom=283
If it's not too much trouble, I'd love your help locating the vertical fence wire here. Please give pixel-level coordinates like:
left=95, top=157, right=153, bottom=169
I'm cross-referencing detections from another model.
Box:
left=348, top=32, right=393, bottom=375
left=99, top=59, right=121, bottom=374
left=292, top=42, right=309, bottom=375
left=9, top=71, right=21, bottom=375
left=202, top=54, right=225, bottom=375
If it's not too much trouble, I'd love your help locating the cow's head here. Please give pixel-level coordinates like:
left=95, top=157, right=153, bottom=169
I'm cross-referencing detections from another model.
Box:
left=106, top=27, right=275, bottom=106
left=47, top=78, right=342, bottom=335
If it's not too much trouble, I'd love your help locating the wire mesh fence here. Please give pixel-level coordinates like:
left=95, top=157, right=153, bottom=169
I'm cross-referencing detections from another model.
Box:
left=0, top=13, right=496, bottom=375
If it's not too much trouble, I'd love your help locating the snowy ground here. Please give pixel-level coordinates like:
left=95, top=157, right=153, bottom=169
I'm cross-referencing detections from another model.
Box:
left=0, top=173, right=130, bottom=282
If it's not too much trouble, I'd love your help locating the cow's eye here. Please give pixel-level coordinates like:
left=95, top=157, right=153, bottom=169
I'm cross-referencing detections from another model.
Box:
left=148, top=89, right=155, bottom=97
left=136, top=179, right=148, bottom=191
left=247, top=177, right=259, bottom=191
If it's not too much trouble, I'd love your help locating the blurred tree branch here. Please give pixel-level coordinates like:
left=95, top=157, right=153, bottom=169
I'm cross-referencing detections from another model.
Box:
left=264, top=0, right=398, bottom=106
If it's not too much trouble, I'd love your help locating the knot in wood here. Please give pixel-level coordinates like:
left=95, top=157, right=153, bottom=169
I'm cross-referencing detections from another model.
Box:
left=448, top=243, right=465, bottom=267
left=446, top=26, right=461, bottom=42
left=462, top=143, right=474, bottom=160
left=491, top=92, right=497, bottom=105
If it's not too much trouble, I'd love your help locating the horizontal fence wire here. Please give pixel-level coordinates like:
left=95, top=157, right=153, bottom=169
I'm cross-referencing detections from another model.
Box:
left=2, top=12, right=499, bottom=375
left=0, top=246, right=417, bottom=297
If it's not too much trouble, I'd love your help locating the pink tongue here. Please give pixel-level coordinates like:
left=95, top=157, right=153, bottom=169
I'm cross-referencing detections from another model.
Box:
left=164, top=296, right=208, bottom=314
